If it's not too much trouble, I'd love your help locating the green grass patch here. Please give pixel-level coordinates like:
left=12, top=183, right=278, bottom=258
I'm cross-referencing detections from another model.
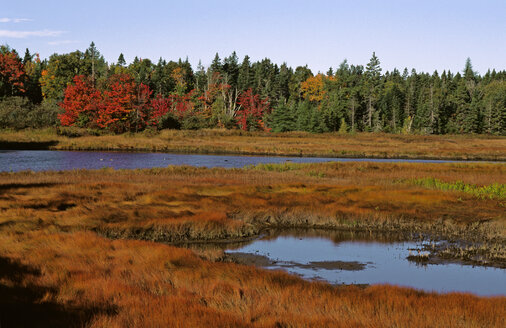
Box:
left=244, top=162, right=304, bottom=172
left=410, top=177, right=505, bottom=200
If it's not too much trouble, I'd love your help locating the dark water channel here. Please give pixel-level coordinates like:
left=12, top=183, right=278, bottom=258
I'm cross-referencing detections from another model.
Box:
left=0, top=150, right=493, bottom=172
left=218, top=230, right=506, bottom=296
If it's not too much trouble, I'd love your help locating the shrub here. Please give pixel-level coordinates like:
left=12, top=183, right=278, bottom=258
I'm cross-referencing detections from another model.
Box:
left=0, top=97, right=61, bottom=129
left=181, top=115, right=207, bottom=130
left=157, top=112, right=181, bottom=130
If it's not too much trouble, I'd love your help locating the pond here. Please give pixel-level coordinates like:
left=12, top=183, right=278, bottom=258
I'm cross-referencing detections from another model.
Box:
left=221, top=230, right=506, bottom=296
left=0, top=150, right=493, bottom=172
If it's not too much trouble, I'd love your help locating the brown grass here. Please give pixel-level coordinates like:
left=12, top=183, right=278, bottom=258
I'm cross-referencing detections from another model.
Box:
left=0, top=162, right=505, bottom=326
left=1, top=231, right=505, bottom=327
left=1, top=128, right=506, bottom=160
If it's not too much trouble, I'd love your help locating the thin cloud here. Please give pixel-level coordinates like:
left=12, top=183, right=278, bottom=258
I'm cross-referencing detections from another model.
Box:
left=48, top=40, right=79, bottom=46
left=0, top=18, right=33, bottom=23
left=0, top=29, right=65, bottom=38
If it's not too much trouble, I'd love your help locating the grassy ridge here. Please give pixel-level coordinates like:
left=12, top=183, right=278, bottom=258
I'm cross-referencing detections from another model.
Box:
left=1, top=128, right=506, bottom=160
left=0, top=162, right=505, bottom=326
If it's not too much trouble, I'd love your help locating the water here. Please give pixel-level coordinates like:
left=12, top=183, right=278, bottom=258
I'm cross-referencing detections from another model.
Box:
left=0, top=150, right=496, bottom=172
left=225, top=231, right=506, bottom=296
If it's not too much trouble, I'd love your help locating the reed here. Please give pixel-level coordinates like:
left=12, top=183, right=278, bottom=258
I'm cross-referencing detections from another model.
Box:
left=0, top=230, right=505, bottom=327
left=1, top=128, right=505, bottom=160
left=409, top=177, right=505, bottom=200
left=0, top=161, right=505, bottom=326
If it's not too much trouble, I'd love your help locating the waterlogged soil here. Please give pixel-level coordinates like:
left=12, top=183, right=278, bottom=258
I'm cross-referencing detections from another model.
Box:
left=228, top=253, right=366, bottom=271
left=213, top=230, right=506, bottom=296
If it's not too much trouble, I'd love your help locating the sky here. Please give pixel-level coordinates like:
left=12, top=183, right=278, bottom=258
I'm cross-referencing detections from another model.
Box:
left=1, top=0, right=505, bottom=75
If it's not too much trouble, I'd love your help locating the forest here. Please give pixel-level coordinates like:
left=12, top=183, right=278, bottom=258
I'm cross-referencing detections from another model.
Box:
left=0, top=42, right=505, bottom=135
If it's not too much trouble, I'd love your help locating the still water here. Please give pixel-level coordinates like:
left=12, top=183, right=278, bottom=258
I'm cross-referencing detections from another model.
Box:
left=225, top=231, right=506, bottom=296
left=0, top=150, right=490, bottom=172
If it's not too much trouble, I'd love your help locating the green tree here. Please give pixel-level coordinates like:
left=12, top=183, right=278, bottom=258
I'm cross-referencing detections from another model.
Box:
left=365, top=52, right=382, bottom=128
left=237, top=55, right=254, bottom=91
left=269, top=103, right=297, bottom=132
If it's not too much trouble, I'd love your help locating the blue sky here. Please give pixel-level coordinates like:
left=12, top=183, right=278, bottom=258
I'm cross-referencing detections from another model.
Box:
left=1, top=0, right=505, bottom=74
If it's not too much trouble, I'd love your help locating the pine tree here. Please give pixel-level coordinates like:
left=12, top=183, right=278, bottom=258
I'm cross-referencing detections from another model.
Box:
left=365, top=52, right=382, bottom=128
left=117, top=53, right=126, bottom=66
left=210, top=53, right=222, bottom=75
left=23, top=48, right=32, bottom=65
left=269, top=103, right=296, bottom=132
left=222, top=51, right=239, bottom=89
left=237, top=55, right=253, bottom=91
left=195, top=60, right=207, bottom=92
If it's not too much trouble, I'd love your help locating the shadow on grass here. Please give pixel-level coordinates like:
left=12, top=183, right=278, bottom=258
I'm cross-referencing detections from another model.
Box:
left=0, top=141, right=58, bottom=150
left=0, top=183, right=62, bottom=193
left=0, top=256, right=116, bottom=328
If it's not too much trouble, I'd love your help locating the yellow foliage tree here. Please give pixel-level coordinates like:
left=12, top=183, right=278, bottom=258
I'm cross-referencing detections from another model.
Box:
left=300, top=74, right=334, bottom=102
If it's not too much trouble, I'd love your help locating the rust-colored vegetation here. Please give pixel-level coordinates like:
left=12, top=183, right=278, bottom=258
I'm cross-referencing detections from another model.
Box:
left=0, top=162, right=505, bottom=327
left=1, top=128, right=505, bottom=160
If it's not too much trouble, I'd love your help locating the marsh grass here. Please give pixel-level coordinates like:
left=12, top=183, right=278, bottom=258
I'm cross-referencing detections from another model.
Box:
left=410, top=177, right=506, bottom=200
left=1, top=128, right=506, bottom=160
left=0, top=162, right=505, bottom=326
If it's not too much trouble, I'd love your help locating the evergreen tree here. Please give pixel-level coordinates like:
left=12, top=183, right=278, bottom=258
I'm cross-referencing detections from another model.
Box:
left=296, top=100, right=313, bottom=131
left=117, top=53, right=126, bottom=66
left=269, top=103, right=297, bottom=132
left=365, top=52, right=382, bottom=128
left=222, top=51, right=239, bottom=89
left=195, top=60, right=207, bottom=92
left=237, top=55, right=254, bottom=91
left=23, top=48, right=32, bottom=65
left=210, top=53, right=222, bottom=75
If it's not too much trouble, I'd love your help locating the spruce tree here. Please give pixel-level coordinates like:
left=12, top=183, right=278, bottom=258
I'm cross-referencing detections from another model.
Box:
left=117, top=53, right=126, bottom=66
left=365, top=52, right=382, bottom=128
left=269, top=103, right=296, bottom=132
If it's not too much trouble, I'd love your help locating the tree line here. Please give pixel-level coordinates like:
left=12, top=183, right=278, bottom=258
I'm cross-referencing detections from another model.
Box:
left=0, top=43, right=504, bottom=134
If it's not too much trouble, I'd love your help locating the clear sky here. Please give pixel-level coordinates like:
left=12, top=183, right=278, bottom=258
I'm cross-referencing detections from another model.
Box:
left=1, top=0, right=505, bottom=74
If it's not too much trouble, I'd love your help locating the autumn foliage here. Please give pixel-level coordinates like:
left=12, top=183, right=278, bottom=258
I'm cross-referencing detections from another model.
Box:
left=58, top=73, right=270, bottom=132
left=58, top=74, right=153, bottom=132
left=300, top=73, right=334, bottom=102
left=0, top=49, right=27, bottom=96
left=236, top=88, right=270, bottom=131
left=58, top=75, right=102, bottom=127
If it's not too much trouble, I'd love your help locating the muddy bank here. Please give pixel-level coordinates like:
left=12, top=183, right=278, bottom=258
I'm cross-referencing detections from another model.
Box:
left=94, top=216, right=506, bottom=269
left=226, top=252, right=367, bottom=271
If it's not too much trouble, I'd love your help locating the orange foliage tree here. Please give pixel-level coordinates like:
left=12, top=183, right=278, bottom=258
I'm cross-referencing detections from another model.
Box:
left=300, top=74, right=334, bottom=102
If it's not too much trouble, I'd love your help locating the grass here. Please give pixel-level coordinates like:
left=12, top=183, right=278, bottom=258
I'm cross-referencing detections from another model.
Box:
left=0, top=162, right=505, bottom=326
left=409, top=177, right=505, bottom=200
left=1, top=128, right=506, bottom=160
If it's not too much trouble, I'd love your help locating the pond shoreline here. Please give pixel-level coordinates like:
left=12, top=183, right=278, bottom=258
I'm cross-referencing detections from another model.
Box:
left=2, top=146, right=506, bottom=163
left=1, top=129, right=505, bottom=161
left=97, top=221, right=506, bottom=269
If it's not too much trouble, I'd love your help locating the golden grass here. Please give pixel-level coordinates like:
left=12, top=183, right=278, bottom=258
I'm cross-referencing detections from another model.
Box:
left=0, top=162, right=505, bottom=326
left=1, top=231, right=505, bottom=327
left=1, top=128, right=506, bottom=160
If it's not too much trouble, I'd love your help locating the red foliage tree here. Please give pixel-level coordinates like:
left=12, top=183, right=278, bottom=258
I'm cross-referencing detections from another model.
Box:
left=97, top=74, right=135, bottom=131
left=0, top=49, right=27, bottom=96
left=149, top=90, right=198, bottom=127
left=236, top=89, right=270, bottom=131
left=150, top=94, right=172, bottom=125
left=97, top=74, right=152, bottom=133
left=60, top=74, right=153, bottom=132
left=58, top=75, right=102, bottom=127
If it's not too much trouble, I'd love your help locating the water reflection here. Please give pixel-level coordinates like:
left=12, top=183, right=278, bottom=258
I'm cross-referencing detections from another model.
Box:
left=220, top=230, right=506, bottom=296
left=0, top=150, right=490, bottom=172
